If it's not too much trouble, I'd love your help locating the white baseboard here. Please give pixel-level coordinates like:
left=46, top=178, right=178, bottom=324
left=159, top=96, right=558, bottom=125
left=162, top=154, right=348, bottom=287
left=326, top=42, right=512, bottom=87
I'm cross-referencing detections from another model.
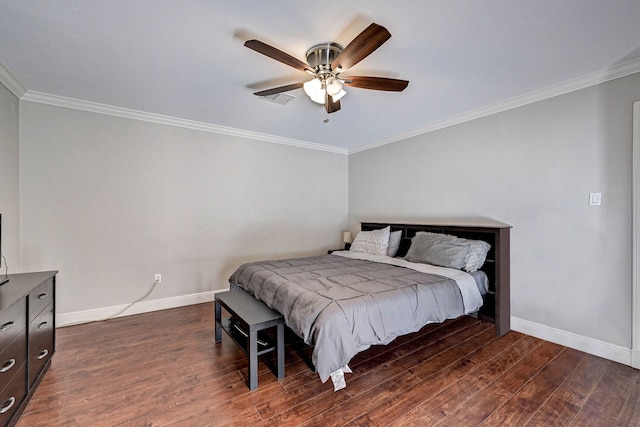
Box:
left=56, top=290, right=227, bottom=327
left=631, top=349, right=640, bottom=369
left=57, top=304, right=635, bottom=366
left=511, top=316, right=631, bottom=366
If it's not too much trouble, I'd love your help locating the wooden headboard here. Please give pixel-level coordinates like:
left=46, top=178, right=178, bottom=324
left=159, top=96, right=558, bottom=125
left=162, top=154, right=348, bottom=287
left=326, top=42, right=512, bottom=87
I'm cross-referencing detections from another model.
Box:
left=360, top=219, right=511, bottom=336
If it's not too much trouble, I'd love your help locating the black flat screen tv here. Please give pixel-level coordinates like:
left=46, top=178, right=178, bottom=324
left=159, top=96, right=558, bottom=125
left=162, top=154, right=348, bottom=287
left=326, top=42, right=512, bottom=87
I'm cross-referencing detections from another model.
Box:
left=0, top=214, right=8, bottom=285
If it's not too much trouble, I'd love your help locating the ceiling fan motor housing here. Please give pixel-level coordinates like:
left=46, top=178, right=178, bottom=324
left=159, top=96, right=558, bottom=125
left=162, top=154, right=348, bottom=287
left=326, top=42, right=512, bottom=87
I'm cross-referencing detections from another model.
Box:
left=306, top=42, right=343, bottom=73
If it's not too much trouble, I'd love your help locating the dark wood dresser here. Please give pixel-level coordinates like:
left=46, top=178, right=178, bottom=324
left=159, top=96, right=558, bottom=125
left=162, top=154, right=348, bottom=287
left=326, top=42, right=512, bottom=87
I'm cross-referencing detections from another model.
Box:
left=0, top=271, right=57, bottom=427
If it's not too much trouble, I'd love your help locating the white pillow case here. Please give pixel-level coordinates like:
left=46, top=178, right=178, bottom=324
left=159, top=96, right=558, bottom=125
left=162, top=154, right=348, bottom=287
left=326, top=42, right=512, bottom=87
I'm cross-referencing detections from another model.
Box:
left=463, top=240, right=491, bottom=272
left=350, top=226, right=391, bottom=256
left=387, top=230, right=402, bottom=257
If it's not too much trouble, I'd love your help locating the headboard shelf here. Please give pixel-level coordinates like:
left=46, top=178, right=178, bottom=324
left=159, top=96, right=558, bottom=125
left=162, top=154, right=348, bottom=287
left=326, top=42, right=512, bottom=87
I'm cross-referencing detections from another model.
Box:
left=360, top=220, right=511, bottom=336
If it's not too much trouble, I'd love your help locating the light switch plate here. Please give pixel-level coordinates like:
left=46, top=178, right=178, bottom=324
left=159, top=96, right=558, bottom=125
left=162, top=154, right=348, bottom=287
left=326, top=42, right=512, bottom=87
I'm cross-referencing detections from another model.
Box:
left=589, top=192, right=602, bottom=206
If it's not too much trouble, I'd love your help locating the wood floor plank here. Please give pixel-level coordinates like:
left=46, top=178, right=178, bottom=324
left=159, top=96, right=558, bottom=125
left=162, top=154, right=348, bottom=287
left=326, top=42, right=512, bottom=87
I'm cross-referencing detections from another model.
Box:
left=386, top=406, right=439, bottom=427
left=464, top=329, right=526, bottom=365
left=549, top=353, right=610, bottom=408
left=421, top=333, right=542, bottom=420
left=573, top=360, right=640, bottom=424
left=491, top=340, right=564, bottom=395
left=480, top=347, right=585, bottom=426
left=254, top=373, right=335, bottom=419
left=525, top=396, right=580, bottom=427
left=344, top=320, right=491, bottom=397
left=159, top=405, right=264, bottom=427
left=353, top=357, right=479, bottom=426
left=349, top=315, right=481, bottom=377
left=617, top=375, right=640, bottom=426
left=300, top=370, right=421, bottom=427
left=258, top=389, right=351, bottom=427
left=407, top=325, right=495, bottom=380
left=569, top=402, right=619, bottom=426
left=12, top=303, right=640, bottom=427
left=435, top=384, right=513, bottom=426
left=349, top=317, right=452, bottom=363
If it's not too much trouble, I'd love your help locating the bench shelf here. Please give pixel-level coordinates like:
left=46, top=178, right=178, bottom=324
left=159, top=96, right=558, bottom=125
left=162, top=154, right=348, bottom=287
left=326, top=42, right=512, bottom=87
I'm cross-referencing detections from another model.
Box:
left=220, top=317, right=276, bottom=356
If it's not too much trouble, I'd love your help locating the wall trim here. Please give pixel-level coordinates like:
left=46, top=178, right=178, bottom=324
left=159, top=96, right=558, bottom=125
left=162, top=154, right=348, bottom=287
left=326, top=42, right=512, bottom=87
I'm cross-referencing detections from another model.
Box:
left=511, top=316, right=631, bottom=366
left=0, top=62, right=26, bottom=98
left=20, top=90, right=348, bottom=155
left=9, top=58, right=640, bottom=156
left=56, top=289, right=225, bottom=327
left=59, top=305, right=633, bottom=366
left=350, top=57, right=640, bottom=154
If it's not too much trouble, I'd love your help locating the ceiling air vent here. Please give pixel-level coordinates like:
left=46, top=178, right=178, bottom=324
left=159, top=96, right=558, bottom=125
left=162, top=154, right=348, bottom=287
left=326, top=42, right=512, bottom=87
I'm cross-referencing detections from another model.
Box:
left=260, top=93, right=295, bottom=105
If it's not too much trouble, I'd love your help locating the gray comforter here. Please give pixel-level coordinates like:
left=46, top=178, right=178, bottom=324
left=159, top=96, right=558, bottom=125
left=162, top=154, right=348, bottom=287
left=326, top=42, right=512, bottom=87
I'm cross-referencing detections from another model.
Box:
left=229, top=254, right=466, bottom=382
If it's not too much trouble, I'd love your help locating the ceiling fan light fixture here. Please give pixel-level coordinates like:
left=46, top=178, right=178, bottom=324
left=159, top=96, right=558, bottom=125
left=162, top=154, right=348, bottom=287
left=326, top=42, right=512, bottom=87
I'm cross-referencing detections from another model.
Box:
left=303, top=78, right=326, bottom=104
left=332, top=89, right=346, bottom=102
left=325, top=76, right=343, bottom=96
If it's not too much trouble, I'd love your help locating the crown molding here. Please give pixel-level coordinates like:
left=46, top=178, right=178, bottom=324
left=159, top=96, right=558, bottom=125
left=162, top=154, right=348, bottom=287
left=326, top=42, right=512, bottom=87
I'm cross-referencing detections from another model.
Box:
left=350, top=57, right=640, bottom=154
left=11, top=56, right=640, bottom=156
left=20, top=91, right=349, bottom=155
left=0, top=62, right=26, bottom=98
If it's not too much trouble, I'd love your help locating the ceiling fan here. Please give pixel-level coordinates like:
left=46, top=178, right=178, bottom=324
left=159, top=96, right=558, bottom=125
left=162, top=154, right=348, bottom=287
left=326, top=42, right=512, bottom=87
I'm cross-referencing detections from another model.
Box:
left=244, top=23, right=409, bottom=114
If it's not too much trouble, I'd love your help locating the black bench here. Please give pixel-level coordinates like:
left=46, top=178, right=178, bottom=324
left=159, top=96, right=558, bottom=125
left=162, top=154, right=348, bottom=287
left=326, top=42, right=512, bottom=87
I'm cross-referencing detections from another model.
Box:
left=214, top=289, right=285, bottom=390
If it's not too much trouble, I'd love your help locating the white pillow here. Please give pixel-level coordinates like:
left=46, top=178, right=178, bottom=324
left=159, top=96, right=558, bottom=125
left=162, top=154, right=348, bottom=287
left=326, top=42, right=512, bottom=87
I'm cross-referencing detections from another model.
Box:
left=350, top=226, right=391, bottom=256
left=387, top=230, right=402, bottom=257
left=463, top=240, right=491, bottom=272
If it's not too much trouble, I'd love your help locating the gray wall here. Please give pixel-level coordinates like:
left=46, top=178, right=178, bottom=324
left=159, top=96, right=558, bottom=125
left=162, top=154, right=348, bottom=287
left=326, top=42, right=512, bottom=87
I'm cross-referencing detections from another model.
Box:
left=19, top=102, right=348, bottom=314
left=349, top=72, right=640, bottom=348
left=0, top=82, right=20, bottom=270
left=9, top=70, right=640, bottom=352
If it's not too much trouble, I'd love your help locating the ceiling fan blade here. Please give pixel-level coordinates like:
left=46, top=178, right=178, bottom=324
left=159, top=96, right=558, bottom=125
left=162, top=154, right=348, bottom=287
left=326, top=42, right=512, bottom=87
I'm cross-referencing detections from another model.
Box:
left=254, top=82, right=304, bottom=96
left=331, top=23, right=391, bottom=71
left=344, top=76, right=409, bottom=91
left=244, top=39, right=313, bottom=73
left=325, top=92, right=341, bottom=114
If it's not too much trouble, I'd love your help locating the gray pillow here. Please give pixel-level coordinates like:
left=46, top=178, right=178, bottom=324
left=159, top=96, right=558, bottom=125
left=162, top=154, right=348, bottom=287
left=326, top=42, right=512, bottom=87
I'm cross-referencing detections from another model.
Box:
left=403, top=232, right=491, bottom=271
left=404, top=233, right=468, bottom=269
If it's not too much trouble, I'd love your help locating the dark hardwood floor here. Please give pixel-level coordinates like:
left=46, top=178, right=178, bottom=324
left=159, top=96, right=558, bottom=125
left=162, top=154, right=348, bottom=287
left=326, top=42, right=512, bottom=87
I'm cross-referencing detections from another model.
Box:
left=15, top=303, right=640, bottom=426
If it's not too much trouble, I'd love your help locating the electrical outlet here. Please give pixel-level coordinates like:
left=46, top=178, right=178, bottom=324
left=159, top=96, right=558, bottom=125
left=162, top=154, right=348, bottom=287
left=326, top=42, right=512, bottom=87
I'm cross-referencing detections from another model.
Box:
left=154, top=274, right=162, bottom=284
left=589, top=192, right=602, bottom=206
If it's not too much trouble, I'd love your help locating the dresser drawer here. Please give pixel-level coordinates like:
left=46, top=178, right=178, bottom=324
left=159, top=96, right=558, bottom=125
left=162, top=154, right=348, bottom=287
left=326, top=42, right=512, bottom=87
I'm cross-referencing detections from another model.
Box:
left=0, top=363, right=26, bottom=426
left=0, top=300, right=26, bottom=351
left=29, top=304, right=53, bottom=355
left=0, top=331, right=27, bottom=387
left=29, top=326, right=53, bottom=387
left=29, top=277, right=54, bottom=320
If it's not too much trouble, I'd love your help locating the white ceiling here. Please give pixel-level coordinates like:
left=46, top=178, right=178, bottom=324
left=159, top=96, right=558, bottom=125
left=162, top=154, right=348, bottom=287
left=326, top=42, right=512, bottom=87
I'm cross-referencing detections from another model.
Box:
left=2, top=1, right=640, bottom=152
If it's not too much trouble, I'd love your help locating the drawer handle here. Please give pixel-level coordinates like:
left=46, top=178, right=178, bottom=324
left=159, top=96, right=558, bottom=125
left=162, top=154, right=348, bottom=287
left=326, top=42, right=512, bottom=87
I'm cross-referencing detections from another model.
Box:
left=38, top=321, right=48, bottom=329
left=0, top=396, right=16, bottom=414
left=0, top=321, right=14, bottom=331
left=38, top=349, right=49, bottom=360
left=38, top=292, right=48, bottom=299
left=0, top=358, right=15, bottom=373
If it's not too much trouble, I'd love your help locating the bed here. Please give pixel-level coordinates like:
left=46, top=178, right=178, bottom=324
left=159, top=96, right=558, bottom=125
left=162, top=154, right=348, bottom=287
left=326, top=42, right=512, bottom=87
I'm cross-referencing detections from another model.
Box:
left=228, top=219, right=511, bottom=389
